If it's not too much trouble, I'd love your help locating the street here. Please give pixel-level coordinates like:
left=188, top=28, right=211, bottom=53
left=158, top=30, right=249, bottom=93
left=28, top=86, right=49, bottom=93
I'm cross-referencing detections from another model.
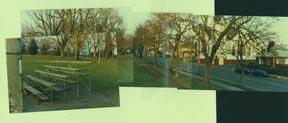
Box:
left=146, top=57, right=288, bottom=92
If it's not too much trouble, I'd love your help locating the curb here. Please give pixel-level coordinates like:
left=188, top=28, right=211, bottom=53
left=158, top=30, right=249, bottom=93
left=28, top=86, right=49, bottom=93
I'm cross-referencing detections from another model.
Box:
left=178, top=70, right=244, bottom=91
left=269, top=74, right=288, bottom=80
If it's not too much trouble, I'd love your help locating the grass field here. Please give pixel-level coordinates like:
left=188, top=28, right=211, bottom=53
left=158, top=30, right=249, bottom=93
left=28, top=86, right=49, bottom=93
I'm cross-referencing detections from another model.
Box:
left=119, top=57, right=221, bottom=90
left=22, top=55, right=120, bottom=112
left=20, top=54, right=219, bottom=112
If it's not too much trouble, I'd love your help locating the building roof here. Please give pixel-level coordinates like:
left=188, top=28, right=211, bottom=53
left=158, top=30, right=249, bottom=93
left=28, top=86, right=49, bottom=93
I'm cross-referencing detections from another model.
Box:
left=275, top=50, right=288, bottom=58
left=259, top=49, right=288, bottom=58
left=217, top=54, right=256, bottom=60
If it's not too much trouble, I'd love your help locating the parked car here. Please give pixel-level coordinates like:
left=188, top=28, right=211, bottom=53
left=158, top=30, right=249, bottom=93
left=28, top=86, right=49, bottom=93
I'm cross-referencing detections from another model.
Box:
left=234, top=68, right=251, bottom=74
left=234, top=68, right=241, bottom=73
left=251, top=69, right=269, bottom=77
left=234, top=67, right=269, bottom=77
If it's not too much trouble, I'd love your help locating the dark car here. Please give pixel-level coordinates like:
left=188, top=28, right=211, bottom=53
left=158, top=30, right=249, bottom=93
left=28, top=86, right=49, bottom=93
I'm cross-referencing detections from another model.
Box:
left=251, top=69, right=269, bottom=77
left=234, top=68, right=251, bottom=74
left=234, top=68, right=241, bottom=73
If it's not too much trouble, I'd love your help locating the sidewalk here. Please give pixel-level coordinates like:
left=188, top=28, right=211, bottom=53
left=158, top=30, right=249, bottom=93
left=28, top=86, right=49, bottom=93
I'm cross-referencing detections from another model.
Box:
left=177, top=69, right=244, bottom=91
left=269, top=74, right=288, bottom=80
left=144, top=57, right=250, bottom=91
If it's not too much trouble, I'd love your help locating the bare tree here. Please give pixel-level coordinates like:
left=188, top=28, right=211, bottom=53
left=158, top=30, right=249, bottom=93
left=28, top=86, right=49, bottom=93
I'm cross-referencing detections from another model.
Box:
left=22, top=8, right=124, bottom=59
left=23, top=9, right=77, bottom=57
left=54, top=9, right=79, bottom=57
left=88, top=9, right=102, bottom=58
left=194, top=15, right=276, bottom=84
left=147, top=14, right=167, bottom=67
left=235, top=17, right=277, bottom=86
left=193, top=16, right=249, bottom=83
left=23, top=9, right=63, bottom=36
left=155, top=13, right=194, bottom=77
left=69, top=9, right=94, bottom=60
left=116, top=29, right=129, bottom=55
left=134, top=25, right=153, bottom=62
left=135, top=15, right=167, bottom=67
left=98, top=9, right=124, bottom=58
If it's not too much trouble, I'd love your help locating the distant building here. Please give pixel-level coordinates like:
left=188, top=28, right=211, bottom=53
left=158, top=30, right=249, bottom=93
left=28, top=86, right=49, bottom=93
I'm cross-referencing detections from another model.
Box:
left=178, top=42, right=195, bottom=63
left=213, top=40, right=261, bottom=65
left=257, top=49, right=288, bottom=68
left=196, top=39, right=263, bottom=65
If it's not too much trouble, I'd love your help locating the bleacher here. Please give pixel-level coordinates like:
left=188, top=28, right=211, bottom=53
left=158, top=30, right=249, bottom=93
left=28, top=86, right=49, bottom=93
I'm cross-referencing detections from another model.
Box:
left=23, top=65, right=81, bottom=103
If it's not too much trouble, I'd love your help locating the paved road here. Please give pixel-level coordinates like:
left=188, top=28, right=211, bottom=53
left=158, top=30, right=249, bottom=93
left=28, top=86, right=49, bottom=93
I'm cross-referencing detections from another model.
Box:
left=145, top=57, right=288, bottom=92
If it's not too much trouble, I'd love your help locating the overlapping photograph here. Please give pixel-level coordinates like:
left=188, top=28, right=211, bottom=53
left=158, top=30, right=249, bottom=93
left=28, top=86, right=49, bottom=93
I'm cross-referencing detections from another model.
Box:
left=7, top=8, right=136, bottom=113
left=6, top=8, right=288, bottom=113
left=130, top=13, right=288, bottom=91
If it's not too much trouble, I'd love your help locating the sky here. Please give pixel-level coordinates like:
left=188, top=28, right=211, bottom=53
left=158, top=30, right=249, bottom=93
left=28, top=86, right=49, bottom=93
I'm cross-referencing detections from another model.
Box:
left=271, top=17, right=288, bottom=44
left=117, top=8, right=151, bottom=35
left=119, top=11, right=288, bottom=45
left=21, top=7, right=151, bottom=36
left=21, top=8, right=288, bottom=45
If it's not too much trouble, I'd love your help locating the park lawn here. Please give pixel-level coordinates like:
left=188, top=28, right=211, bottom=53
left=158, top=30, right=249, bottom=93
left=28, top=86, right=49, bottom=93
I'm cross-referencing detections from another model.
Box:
left=117, top=55, right=134, bottom=83
left=22, top=54, right=119, bottom=83
left=119, top=63, right=174, bottom=87
left=119, top=57, right=178, bottom=87
left=22, top=55, right=221, bottom=90
left=22, top=54, right=222, bottom=109
left=118, top=58, right=223, bottom=90
left=116, top=55, right=173, bottom=87
left=22, top=55, right=120, bottom=110
left=118, top=57, right=225, bottom=90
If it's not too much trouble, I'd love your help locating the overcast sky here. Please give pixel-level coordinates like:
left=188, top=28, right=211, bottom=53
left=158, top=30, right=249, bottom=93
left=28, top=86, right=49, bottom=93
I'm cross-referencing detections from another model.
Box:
left=119, top=11, right=288, bottom=44
left=271, top=17, right=288, bottom=44
left=117, top=8, right=150, bottom=35
left=22, top=8, right=288, bottom=45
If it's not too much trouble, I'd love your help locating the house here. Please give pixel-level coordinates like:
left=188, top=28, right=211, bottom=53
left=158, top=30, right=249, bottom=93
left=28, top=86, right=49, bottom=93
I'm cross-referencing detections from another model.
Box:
left=178, top=42, right=195, bottom=63
left=197, top=39, right=261, bottom=65
left=257, top=49, right=288, bottom=68
left=158, top=41, right=195, bottom=63
left=214, top=52, right=256, bottom=66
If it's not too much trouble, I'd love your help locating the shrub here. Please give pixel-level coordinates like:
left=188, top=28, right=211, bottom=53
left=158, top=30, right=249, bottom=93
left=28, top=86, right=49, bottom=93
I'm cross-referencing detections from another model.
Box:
left=27, top=38, right=38, bottom=55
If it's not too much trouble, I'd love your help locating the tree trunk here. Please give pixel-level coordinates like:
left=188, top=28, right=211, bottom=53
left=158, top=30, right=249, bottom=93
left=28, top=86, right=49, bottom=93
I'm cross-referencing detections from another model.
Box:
left=60, top=45, right=65, bottom=57
left=175, top=56, right=179, bottom=77
left=238, top=56, right=245, bottom=86
left=196, top=39, right=201, bottom=74
left=169, top=45, right=178, bottom=72
left=197, top=55, right=201, bottom=74
left=238, top=35, right=245, bottom=86
left=98, top=50, right=101, bottom=63
left=144, top=48, right=148, bottom=63
left=75, top=47, right=80, bottom=60
left=93, top=45, right=98, bottom=59
left=169, top=49, right=175, bottom=71
left=93, top=47, right=97, bottom=58
left=174, top=44, right=180, bottom=77
left=239, top=68, right=244, bottom=87
left=203, top=63, right=211, bottom=84
left=57, top=36, right=65, bottom=58
left=154, top=48, right=158, bottom=67
left=272, top=57, right=275, bottom=69
left=88, top=48, right=91, bottom=57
